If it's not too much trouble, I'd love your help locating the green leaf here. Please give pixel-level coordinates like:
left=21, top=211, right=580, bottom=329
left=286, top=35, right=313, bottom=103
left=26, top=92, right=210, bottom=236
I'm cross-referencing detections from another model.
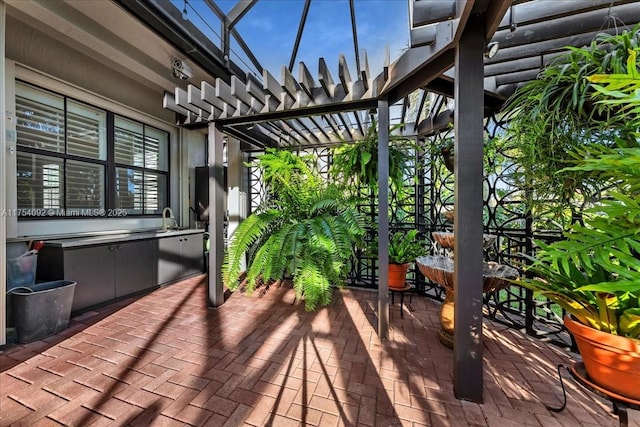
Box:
left=619, top=308, right=640, bottom=338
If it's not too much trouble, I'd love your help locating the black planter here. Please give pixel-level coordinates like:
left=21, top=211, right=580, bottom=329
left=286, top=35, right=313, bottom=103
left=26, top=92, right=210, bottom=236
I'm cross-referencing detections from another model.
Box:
left=11, top=280, right=76, bottom=344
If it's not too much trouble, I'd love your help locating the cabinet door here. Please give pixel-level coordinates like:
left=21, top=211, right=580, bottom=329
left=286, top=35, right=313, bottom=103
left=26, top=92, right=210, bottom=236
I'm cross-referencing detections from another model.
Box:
left=64, top=245, right=115, bottom=312
left=180, top=234, right=204, bottom=278
left=158, top=236, right=182, bottom=284
left=115, top=240, right=155, bottom=297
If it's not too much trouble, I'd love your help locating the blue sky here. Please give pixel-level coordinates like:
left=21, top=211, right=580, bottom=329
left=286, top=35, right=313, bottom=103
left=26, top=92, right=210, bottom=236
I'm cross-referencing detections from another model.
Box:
left=178, top=0, right=409, bottom=82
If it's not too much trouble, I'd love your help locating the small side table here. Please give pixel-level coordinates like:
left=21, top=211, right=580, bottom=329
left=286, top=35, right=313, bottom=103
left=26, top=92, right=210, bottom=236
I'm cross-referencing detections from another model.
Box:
left=548, top=362, right=640, bottom=426
left=389, top=285, right=413, bottom=318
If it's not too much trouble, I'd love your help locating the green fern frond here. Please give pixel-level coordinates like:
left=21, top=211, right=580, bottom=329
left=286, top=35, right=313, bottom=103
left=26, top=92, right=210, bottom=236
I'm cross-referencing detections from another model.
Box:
left=307, top=216, right=339, bottom=255
left=323, top=216, right=353, bottom=259
left=223, top=209, right=283, bottom=288
left=256, top=224, right=295, bottom=285
left=224, top=147, right=364, bottom=310
left=294, top=257, right=332, bottom=311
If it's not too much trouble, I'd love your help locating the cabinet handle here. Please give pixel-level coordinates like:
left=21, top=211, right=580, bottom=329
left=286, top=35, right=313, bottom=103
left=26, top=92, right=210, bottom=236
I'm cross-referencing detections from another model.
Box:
left=108, top=246, right=115, bottom=251
left=116, top=245, right=122, bottom=250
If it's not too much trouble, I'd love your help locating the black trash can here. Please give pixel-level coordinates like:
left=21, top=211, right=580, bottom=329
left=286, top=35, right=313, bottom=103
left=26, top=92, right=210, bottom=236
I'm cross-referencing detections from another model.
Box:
left=11, top=280, right=76, bottom=344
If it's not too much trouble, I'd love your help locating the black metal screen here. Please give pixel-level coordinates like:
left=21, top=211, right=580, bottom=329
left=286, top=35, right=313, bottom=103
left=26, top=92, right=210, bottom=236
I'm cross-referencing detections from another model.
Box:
left=247, top=114, right=570, bottom=346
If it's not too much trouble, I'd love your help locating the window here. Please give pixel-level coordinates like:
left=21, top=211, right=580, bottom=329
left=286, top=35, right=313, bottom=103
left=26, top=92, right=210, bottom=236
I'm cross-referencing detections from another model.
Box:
left=42, top=163, right=61, bottom=208
left=15, top=82, right=169, bottom=217
left=16, top=153, right=64, bottom=210
left=114, top=117, right=168, bottom=215
left=67, top=100, right=107, bottom=160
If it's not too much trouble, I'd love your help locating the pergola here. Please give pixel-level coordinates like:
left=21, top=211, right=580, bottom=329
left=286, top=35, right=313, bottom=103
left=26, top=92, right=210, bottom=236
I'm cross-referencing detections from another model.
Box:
left=121, top=0, right=640, bottom=402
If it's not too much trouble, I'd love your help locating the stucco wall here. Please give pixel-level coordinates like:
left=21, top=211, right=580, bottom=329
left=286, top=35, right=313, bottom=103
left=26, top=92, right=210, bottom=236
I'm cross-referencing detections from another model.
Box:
left=5, top=15, right=173, bottom=123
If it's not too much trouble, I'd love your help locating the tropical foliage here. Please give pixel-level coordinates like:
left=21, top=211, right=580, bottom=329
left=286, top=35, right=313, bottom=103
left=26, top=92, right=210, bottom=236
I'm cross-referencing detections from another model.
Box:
left=500, top=25, right=640, bottom=221
left=514, top=56, right=640, bottom=339
left=222, top=149, right=366, bottom=311
left=387, top=230, right=427, bottom=265
left=330, top=119, right=415, bottom=196
left=368, top=229, right=427, bottom=265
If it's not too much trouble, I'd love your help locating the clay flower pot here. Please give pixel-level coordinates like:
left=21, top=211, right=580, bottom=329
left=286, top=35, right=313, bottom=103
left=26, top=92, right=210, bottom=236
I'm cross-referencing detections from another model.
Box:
left=564, top=316, right=640, bottom=400
left=388, top=263, right=410, bottom=289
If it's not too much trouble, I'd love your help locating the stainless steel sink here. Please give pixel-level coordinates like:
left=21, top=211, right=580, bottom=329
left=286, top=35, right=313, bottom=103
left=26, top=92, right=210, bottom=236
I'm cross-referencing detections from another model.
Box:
left=156, top=227, right=187, bottom=233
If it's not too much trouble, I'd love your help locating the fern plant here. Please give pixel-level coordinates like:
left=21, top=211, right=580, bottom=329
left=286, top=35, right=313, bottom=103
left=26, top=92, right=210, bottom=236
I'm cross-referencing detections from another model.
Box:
left=223, top=149, right=365, bottom=311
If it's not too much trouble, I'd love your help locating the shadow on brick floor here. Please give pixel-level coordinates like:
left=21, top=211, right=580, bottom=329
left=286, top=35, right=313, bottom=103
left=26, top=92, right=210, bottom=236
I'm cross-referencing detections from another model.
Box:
left=1, top=274, right=638, bottom=426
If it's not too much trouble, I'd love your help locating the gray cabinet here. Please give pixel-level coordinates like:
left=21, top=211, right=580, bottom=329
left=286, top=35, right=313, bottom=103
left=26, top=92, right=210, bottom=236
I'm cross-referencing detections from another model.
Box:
left=114, top=240, right=155, bottom=298
left=38, top=231, right=204, bottom=313
left=158, top=236, right=182, bottom=284
left=158, top=234, right=203, bottom=284
left=62, top=245, right=116, bottom=312
left=39, top=239, right=156, bottom=312
left=181, top=234, right=204, bottom=277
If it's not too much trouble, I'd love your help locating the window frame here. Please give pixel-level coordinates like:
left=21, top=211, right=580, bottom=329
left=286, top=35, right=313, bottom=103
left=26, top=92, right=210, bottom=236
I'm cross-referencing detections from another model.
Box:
left=14, top=80, right=170, bottom=219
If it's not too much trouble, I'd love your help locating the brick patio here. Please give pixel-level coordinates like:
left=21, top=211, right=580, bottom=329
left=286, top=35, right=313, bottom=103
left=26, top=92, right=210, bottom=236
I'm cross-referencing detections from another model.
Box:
left=1, top=275, right=638, bottom=426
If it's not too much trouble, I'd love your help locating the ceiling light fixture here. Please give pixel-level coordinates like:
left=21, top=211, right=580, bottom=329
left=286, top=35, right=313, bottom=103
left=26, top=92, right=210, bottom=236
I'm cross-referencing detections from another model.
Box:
left=485, top=41, right=499, bottom=59
left=509, top=5, right=517, bottom=32
left=182, top=0, right=189, bottom=20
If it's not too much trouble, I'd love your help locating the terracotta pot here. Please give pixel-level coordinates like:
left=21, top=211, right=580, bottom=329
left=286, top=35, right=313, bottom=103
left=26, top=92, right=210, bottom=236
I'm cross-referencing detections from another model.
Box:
left=388, top=263, right=410, bottom=289
left=564, top=316, right=640, bottom=400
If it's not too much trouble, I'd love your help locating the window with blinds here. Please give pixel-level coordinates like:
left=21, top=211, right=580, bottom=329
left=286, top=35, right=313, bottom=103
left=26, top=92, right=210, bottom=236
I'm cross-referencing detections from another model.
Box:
left=67, top=100, right=107, bottom=160
left=16, top=152, right=64, bottom=210
left=15, top=81, right=169, bottom=218
left=15, top=84, right=65, bottom=153
left=114, top=116, right=168, bottom=215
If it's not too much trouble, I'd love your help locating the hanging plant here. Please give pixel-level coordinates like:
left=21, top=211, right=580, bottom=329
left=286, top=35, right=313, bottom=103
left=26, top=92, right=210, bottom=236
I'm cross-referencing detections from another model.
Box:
left=329, top=119, right=416, bottom=196
left=499, top=25, right=640, bottom=221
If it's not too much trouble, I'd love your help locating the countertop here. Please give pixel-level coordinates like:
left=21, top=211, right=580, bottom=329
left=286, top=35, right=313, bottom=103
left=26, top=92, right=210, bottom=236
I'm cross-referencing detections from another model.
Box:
left=35, top=229, right=205, bottom=248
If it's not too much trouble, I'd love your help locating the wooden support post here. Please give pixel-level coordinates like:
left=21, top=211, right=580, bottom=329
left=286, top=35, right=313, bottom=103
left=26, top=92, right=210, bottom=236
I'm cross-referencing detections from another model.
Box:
left=207, top=123, right=226, bottom=308
left=453, top=14, right=486, bottom=403
left=377, top=98, right=390, bottom=339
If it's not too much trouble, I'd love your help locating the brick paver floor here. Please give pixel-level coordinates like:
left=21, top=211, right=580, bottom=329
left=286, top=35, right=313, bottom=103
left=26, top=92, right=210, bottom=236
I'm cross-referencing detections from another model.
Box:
left=1, top=274, right=638, bottom=426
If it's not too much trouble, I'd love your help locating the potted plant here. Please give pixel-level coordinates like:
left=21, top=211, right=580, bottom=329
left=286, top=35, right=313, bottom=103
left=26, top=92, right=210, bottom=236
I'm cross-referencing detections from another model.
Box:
left=513, top=60, right=640, bottom=400
left=329, top=119, right=416, bottom=197
left=514, top=165, right=640, bottom=399
left=223, top=149, right=366, bottom=311
left=385, top=230, right=427, bottom=289
left=430, top=136, right=455, bottom=173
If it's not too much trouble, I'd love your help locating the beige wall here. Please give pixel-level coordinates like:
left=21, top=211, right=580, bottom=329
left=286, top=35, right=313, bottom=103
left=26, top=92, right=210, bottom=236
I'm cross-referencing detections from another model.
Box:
left=5, top=15, right=173, bottom=123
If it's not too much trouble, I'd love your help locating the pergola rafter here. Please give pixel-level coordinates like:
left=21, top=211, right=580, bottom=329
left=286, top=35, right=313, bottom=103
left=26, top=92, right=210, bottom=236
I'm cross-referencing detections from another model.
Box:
left=163, top=51, right=387, bottom=148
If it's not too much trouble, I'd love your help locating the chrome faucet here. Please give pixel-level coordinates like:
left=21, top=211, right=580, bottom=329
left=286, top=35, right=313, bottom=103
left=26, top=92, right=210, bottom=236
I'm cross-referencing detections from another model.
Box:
left=162, top=207, right=175, bottom=231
